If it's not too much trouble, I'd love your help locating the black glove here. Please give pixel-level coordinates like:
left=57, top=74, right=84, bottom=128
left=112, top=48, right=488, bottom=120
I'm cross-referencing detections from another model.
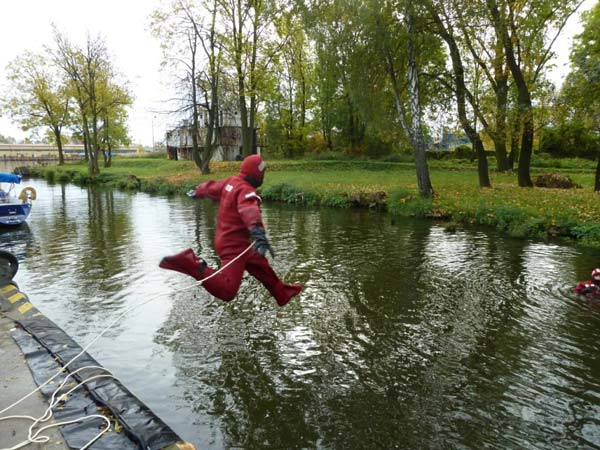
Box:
left=581, top=284, right=596, bottom=295
left=250, top=226, right=275, bottom=258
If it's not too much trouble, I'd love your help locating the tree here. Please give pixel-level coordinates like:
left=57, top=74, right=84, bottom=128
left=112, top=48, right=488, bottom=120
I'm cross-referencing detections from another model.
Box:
left=220, top=0, right=282, bottom=156
left=562, top=2, right=600, bottom=190
left=300, top=0, right=363, bottom=153
left=265, top=6, right=314, bottom=157
left=98, top=79, right=133, bottom=168
left=427, top=0, right=491, bottom=187
left=194, top=0, right=224, bottom=173
left=0, top=134, right=16, bottom=144
left=486, top=0, right=585, bottom=187
left=151, top=0, right=224, bottom=173
left=448, top=0, right=511, bottom=172
left=53, top=28, right=123, bottom=177
left=298, top=0, right=441, bottom=194
left=2, top=51, right=71, bottom=164
left=402, top=5, right=435, bottom=197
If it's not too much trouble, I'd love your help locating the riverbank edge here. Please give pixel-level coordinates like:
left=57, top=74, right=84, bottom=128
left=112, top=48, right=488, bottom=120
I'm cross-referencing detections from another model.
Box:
left=0, top=315, right=69, bottom=450
left=17, top=160, right=600, bottom=248
left=0, top=279, right=196, bottom=450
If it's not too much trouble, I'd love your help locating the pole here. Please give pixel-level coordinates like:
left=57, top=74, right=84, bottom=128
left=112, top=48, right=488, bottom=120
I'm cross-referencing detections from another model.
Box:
left=152, top=116, right=155, bottom=151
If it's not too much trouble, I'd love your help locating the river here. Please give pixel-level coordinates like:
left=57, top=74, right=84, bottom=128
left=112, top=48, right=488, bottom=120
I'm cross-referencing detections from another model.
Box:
left=1, top=171, right=600, bottom=450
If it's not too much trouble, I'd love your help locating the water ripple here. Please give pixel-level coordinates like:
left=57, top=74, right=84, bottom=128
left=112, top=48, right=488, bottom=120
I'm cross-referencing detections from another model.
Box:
left=3, top=177, right=600, bottom=450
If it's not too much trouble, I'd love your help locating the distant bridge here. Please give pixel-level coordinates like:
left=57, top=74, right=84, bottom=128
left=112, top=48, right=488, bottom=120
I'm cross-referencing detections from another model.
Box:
left=0, top=144, right=140, bottom=161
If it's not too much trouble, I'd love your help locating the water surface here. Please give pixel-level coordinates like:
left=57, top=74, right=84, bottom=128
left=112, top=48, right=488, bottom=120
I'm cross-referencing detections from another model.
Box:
left=1, top=174, right=600, bottom=450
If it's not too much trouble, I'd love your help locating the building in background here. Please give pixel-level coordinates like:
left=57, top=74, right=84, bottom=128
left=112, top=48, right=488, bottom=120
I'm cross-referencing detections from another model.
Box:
left=165, top=109, right=258, bottom=161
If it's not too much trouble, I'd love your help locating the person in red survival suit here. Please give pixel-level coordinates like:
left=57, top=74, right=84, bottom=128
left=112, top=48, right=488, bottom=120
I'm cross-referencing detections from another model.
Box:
left=159, top=155, right=302, bottom=307
left=574, top=268, right=600, bottom=297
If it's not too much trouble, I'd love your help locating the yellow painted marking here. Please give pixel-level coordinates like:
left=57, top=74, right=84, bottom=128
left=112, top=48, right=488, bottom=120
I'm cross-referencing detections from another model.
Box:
left=18, top=302, right=33, bottom=314
left=32, top=312, right=44, bottom=317
left=1, top=285, right=16, bottom=294
left=8, top=292, right=25, bottom=304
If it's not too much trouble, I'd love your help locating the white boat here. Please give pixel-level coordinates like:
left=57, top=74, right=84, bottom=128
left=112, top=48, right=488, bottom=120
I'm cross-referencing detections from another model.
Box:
left=0, top=173, right=36, bottom=226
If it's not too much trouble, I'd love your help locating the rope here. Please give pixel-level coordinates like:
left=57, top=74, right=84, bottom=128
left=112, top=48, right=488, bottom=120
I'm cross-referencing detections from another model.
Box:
left=0, top=243, right=255, bottom=450
left=1, top=366, right=115, bottom=450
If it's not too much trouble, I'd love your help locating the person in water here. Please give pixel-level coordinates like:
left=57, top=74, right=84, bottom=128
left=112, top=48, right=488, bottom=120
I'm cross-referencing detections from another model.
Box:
left=574, top=268, right=600, bottom=296
left=159, top=154, right=303, bottom=307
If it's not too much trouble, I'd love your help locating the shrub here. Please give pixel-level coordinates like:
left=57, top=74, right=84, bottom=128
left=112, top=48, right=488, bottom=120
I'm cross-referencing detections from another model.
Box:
left=322, top=194, right=350, bottom=208
left=13, top=166, right=31, bottom=176
left=305, top=151, right=353, bottom=161
left=96, top=172, right=118, bottom=184
left=381, top=153, right=414, bottom=163
left=73, top=173, right=90, bottom=185
left=531, top=155, right=562, bottom=168
left=123, top=175, right=141, bottom=190
left=305, top=133, right=330, bottom=154
left=425, top=150, right=448, bottom=160
left=388, top=188, right=433, bottom=217
left=57, top=172, right=71, bottom=182
left=495, top=206, right=529, bottom=232
left=540, top=123, right=600, bottom=159
left=452, top=144, right=475, bottom=160
left=346, top=191, right=387, bottom=208
left=571, top=222, right=600, bottom=247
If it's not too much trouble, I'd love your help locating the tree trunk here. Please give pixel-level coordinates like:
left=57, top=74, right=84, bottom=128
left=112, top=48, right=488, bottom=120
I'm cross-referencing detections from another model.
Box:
left=474, top=136, right=491, bottom=187
left=202, top=121, right=214, bottom=175
left=233, top=0, right=252, bottom=157
left=83, top=131, right=89, bottom=161
left=487, top=0, right=532, bottom=186
left=248, top=13, right=259, bottom=155
left=202, top=84, right=219, bottom=175
left=236, top=62, right=251, bottom=156
left=508, top=113, right=520, bottom=169
left=190, top=31, right=203, bottom=171
left=53, top=129, right=65, bottom=165
left=106, top=144, right=112, bottom=168
left=191, top=95, right=202, bottom=170
left=249, top=94, right=257, bottom=154
left=89, top=113, right=100, bottom=177
left=517, top=107, right=534, bottom=187
left=406, top=16, right=434, bottom=198
left=300, top=68, right=306, bottom=129
left=429, top=5, right=490, bottom=187
left=79, top=104, right=90, bottom=162
left=387, top=48, right=434, bottom=197
left=347, top=96, right=358, bottom=150
left=595, top=155, right=600, bottom=192
left=494, top=76, right=510, bottom=171
left=103, top=115, right=112, bottom=168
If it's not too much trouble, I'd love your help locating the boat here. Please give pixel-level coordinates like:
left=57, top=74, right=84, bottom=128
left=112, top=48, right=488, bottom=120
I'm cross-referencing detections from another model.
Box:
left=0, top=173, right=36, bottom=226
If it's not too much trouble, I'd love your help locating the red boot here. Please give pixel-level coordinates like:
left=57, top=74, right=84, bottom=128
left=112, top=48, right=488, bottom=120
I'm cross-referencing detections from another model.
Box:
left=273, top=283, right=303, bottom=307
left=159, top=248, right=206, bottom=280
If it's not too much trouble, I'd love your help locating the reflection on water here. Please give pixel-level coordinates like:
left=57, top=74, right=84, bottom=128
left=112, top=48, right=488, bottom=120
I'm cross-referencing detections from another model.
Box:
left=4, top=176, right=600, bottom=450
left=0, top=223, right=36, bottom=263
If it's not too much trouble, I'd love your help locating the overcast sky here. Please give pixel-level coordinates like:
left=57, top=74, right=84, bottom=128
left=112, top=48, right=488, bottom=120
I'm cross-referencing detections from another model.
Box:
left=0, top=0, right=596, bottom=146
left=0, top=0, right=169, bottom=146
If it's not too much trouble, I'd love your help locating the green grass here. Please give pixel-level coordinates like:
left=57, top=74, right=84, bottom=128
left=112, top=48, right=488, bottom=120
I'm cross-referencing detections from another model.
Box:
left=22, top=156, right=600, bottom=247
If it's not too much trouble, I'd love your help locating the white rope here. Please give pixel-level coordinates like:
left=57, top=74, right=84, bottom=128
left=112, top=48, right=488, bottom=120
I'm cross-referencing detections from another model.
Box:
left=1, top=366, right=115, bottom=450
left=0, top=242, right=254, bottom=449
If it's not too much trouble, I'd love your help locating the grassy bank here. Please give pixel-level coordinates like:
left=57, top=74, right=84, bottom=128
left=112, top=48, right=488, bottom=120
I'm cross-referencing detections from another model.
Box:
left=20, top=156, right=600, bottom=247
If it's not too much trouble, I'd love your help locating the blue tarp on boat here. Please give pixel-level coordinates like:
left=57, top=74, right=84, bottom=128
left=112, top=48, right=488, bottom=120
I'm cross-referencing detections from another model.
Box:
left=0, top=173, right=21, bottom=183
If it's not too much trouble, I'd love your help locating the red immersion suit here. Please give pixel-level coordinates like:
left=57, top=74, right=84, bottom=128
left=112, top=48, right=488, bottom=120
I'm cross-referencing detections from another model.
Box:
left=159, top=155, right=302, bottom=306
left=574, top=268, right=600, bottom=297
